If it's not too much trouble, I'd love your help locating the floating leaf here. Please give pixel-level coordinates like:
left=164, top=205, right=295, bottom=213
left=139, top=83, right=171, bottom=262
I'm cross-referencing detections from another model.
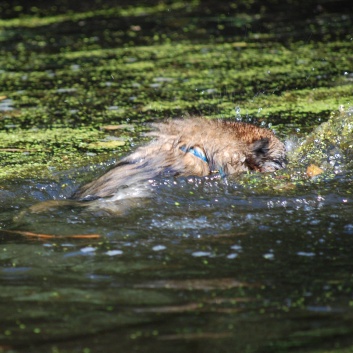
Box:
left=4, top=230, right=101, bottom=239
left=100, top=124, right=135, bottom=131
left=86, top=140, right=126, bottom=150
left=306, top=164, right=324, bottom=177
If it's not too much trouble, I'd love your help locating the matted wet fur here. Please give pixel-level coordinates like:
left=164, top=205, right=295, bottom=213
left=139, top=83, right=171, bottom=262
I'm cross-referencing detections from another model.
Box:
left=72, top=117, right=286, bottom=202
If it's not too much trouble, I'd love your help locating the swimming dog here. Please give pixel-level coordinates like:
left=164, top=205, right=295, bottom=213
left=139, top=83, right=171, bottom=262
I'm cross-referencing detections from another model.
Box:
left=72, top=117, right=286, bottom=202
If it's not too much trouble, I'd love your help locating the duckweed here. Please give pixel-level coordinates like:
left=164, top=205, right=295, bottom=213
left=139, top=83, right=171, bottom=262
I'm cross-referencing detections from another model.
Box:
left=0, top=0, right=352, bottom=180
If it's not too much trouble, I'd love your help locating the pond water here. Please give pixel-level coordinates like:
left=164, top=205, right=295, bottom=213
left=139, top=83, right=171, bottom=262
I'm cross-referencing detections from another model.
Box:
left=2, top=151, right=353, bottom=353
left=1, top=1, right=353, bottom=352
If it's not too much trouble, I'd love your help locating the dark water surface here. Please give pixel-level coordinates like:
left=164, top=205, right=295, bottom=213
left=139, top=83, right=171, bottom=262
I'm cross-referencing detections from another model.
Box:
left=1, top=1, right=353, bottom=352
left=1, top=171, right=353, bottom=353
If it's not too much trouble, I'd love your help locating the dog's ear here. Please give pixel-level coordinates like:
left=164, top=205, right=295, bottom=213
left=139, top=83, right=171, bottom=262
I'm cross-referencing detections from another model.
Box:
left=251, top=138, right=270, bottom=162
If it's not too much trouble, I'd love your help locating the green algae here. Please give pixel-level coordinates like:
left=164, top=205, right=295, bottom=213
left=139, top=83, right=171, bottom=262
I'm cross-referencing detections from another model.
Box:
left=0, top=1, right=201, bottom=28
left=1, top=41, right=351, bottom=129
left=0, top=0, right=352, bottom=181
left=0, top=127, right=135, bottom=180
left=291, top=106, right=353, bottom=168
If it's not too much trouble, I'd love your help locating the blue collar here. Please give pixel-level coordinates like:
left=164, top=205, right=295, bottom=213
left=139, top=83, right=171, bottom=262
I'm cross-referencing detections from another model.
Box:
left=180, top=145, right=226, bottom=178
left=180, top=145, right=208, bottom=163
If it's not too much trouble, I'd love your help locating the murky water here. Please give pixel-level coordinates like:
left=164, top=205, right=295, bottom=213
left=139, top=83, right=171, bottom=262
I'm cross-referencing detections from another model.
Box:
left=1, top=0, right=353, bottom=352
left=1, top=159, right=353, bottom=352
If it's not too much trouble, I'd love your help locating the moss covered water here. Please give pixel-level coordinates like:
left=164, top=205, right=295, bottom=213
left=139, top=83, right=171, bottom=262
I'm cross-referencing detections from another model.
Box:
left=1, top=1, right=353, bottom=352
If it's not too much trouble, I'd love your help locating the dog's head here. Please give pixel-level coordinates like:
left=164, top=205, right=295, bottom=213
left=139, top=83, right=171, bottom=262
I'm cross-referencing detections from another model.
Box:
left=154, top=119, right=287, bottom=177
left=249, top=136, right=287, bottom=172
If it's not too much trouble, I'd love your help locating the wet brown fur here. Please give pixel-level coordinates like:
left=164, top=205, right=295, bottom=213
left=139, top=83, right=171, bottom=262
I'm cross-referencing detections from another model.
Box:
left=72, top=117, right=286, bottom=201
